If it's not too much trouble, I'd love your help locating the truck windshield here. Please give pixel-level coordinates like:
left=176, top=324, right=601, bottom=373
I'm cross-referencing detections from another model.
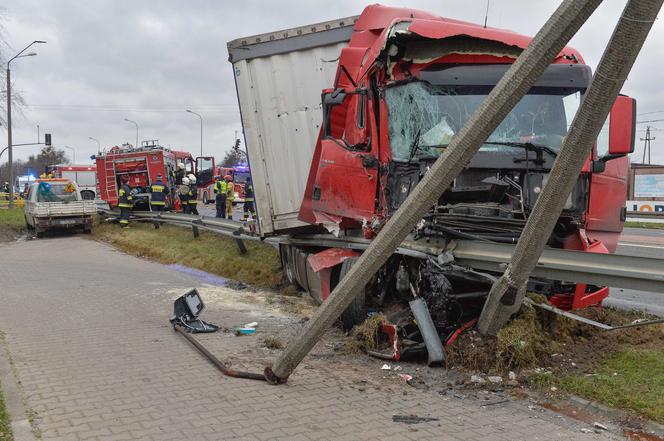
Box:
left=37, top=182, right=80, bottom=202
left=386, top=79, right=583, bottom=162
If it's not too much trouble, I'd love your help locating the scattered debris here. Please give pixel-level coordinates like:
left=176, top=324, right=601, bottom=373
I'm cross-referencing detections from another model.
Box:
left=482, top=399, right=510, bottom=407
left=581, top=428, right=593, bottom=434
left=488, top=376, right=503, bottom=384
left=508, top=371, right=517, bottom=381
left=471, top=375, right=486, bottom=384
left=245, top=321, right=258, bottom=328
left=263, top=335, right=284, bottom=350
left=381, top=364, right=392, bottom=370
left=236, top=327, right=256, bottom=335
left=392, top=415, right=440, bottom=425
left=550, top=387, right=558, bottom=392
left=400, top=374, right=413, bottom=384
left=594, top=422, right=609, bottom=431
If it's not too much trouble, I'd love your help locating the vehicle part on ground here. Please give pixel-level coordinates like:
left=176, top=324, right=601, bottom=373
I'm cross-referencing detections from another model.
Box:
left=525, top=298, right=664, bottom=331
left=409, top=298, right=446, bottom=366
left=170, top=289, right=220, bottom=333
left=478, top=0, right=664, bottom=335
left=266, top=0, right=603, bottom=384
left=170, top=289, right=265, bottom=381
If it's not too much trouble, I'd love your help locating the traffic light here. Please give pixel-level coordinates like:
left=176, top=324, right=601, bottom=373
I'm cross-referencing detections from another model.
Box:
left=45, top=133, right=52, bottom=146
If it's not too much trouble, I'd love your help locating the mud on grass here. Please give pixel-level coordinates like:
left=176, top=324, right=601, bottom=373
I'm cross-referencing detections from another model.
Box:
left=92, top=220, right=284, bottom=290
left=0, top=208, right=26, bottom=243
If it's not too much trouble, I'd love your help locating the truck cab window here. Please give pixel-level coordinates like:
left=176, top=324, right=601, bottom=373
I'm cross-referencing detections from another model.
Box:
left=323, top=90, right=370, bottom=151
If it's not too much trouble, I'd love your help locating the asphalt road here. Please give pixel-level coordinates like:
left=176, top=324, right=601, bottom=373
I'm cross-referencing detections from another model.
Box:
left=605, top=227, right=664, bottom=316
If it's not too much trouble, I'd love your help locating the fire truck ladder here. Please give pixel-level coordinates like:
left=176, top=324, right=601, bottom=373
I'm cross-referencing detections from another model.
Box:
left=104, top=160, right=117, bottom=200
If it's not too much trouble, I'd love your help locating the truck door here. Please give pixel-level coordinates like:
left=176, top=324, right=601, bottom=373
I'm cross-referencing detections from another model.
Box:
left=586, top=96, right=636, bottom=252
left=311, top=89, right=378, bottom=221
left=195, top=157, right=215, bottom=187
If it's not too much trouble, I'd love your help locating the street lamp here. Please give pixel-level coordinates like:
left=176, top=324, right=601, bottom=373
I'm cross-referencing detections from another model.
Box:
left=63, top=146, right=76, bottom=164
left=6, top=40, right=46, bottom=208
left=124, top=118, right=139, bottom=149
left=186, top=109, right=203, bottom=156
left=88, top=137, right=101, bottom=153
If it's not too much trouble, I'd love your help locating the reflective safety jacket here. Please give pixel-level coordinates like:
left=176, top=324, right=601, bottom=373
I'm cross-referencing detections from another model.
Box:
left=118, top=184, right=134, bottom=208
left=214, top=180, right=227, bottom=196
left=187, top=185, right=198, bottom=205
left=226, top=182, right=235, bottom=201
left=244, top=184, right=254, bottom=202
left=148, top=181, right=169, bottom=205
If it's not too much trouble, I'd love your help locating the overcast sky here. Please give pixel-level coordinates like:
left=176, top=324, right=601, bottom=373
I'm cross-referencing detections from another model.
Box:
left=2, top=0, right=663, bottom=165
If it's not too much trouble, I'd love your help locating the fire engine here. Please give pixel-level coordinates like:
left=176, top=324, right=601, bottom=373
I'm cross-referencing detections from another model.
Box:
left=47, top=164, right=97, bottom=200
left=95, top=141, right=215, bottom=209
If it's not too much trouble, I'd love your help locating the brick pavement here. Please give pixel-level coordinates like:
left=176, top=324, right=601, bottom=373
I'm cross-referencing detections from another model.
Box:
left=0, top=237, right=621, bottom=440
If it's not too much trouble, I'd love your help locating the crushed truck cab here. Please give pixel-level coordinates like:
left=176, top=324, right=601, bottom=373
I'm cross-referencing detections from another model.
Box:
left=229, top=5, right=635, bottom=335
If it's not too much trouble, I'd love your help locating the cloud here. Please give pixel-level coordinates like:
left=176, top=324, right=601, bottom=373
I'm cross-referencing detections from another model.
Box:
left=1, top=0, right=662, bottom=165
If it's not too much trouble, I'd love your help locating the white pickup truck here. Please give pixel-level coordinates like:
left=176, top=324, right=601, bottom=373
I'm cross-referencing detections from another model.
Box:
left=24, top=179, right=96, bottom=237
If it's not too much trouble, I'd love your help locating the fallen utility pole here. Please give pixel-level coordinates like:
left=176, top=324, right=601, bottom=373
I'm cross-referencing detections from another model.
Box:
left=265, top=0, right=603, bottom=384
left=478, top=0, right=664, bottom=336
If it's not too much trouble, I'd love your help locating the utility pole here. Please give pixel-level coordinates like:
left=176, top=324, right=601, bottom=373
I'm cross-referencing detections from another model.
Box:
left=640, top=126, right=655, bottom=165
left=124, top=119, right=139, bottom=149
left=186, top=110, right=203, bottom=157
left=6, top=40, right=46, bottom=208
left=89, top=137, right=101, bottom=154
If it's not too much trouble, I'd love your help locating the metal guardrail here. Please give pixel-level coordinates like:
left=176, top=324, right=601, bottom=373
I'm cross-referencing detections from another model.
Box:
left=101, top=209, right=664, bottom=294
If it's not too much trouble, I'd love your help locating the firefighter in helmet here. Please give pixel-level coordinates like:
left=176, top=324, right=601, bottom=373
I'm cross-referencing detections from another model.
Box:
left=148, top=174, right=169, bottom=228
left=241, top=176, right=256, bottom=221
left=224, top=175, right=234, bottom=219
left=118, top=176, right=134, bottom=227
left=175, top=163, right=186, bottom=185
left=178, top=177, right=191, bottom=214
left=213, top=175, right=227, bottom=218
left=187, top=175, right=199, bottom=215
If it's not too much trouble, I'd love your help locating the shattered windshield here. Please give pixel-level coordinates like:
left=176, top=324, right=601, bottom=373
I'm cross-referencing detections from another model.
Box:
left=36, top=182, right=80, bottom=202
left=386, top=80, right=582, bottom=162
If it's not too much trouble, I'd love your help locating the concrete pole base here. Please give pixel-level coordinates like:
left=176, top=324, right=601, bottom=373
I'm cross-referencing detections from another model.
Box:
left=477, top=275, right=527, bottom=336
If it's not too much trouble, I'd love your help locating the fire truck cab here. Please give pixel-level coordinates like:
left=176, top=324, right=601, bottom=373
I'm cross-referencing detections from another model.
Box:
left=95, top=140, right=215, bottom=209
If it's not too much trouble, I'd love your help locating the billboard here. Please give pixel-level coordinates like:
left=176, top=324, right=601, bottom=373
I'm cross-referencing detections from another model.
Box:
left=627, top=201, right=664, bottom=213
left=634, top=174, right=664, bottom=198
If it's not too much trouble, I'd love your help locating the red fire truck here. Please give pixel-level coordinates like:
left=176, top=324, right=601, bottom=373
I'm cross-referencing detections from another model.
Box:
left=47, top=164, right=97, bottom=200
left=95, top=141, right=215, bottom=209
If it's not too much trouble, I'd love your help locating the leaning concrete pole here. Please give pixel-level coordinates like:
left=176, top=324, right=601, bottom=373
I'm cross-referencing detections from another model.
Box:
left=265, top=0, right=603, bottom=384
left=478, top=0, right=663, bottom=336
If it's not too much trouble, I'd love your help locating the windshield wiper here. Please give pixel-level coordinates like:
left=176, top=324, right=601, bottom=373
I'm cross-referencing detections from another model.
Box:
left=407, top=129, right=422, bottom=163
left=483, top=141, right=558, bottom=158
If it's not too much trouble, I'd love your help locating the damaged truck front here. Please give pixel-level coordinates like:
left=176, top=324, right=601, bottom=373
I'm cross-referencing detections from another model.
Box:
left=229, top=5, right=636, bottom=351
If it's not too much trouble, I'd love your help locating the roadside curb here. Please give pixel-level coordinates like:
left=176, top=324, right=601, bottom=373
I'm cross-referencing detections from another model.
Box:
left=0, top=334, right=37, bottom=441
left=567, top=395, right=664, bottom=438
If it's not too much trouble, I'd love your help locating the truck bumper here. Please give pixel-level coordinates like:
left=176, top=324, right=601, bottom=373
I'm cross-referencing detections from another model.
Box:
left=36, top=216, right=93, bottom=229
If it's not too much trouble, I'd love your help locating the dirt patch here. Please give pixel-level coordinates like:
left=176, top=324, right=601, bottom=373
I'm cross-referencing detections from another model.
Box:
left=446, top=300, right=664, bottom=376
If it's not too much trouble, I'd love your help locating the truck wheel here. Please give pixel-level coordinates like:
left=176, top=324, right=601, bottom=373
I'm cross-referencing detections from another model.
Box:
left=81, top=190, right=95, bottom=200
left=35, top=229, right=45, bottom=238
left=24, top=216, right=34, bottom=231
left=335, top=258, right=367, bottom=331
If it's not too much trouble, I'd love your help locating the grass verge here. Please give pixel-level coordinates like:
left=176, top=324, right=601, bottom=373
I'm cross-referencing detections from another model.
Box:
left=92, top=220, right=284, bottom=290
left=0, top=381, right=11, bottom=441
left=538, top=348, right=664, bottom=423
left=0, top=208, right=25, bottom=242
left=624, top=221, right=664, bottom=230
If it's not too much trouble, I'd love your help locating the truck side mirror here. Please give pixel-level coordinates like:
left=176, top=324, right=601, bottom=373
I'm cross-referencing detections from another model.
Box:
left=608, top=95, right=636, bottom=156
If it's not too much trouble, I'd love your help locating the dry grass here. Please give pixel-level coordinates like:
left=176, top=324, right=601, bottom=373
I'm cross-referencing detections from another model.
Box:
left=92, top=220, right=284, bottom=290
left=263, top=335, right=284, bottom=350
left=344, top=315, right=389, bottom=354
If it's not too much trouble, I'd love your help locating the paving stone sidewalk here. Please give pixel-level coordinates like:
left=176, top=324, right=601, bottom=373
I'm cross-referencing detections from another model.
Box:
left=0, top=237, right=619, bottom=440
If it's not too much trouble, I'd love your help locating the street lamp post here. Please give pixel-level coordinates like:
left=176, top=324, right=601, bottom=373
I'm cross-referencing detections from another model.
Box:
left=186, top=110, right=203, bottom=157
left=124, top=118, right=139, bottom=149
left=63, top=146, right=75, bottom=164
left=6, top=40, right=46, bottom=208
left=88, top=137, right=101, bottom=153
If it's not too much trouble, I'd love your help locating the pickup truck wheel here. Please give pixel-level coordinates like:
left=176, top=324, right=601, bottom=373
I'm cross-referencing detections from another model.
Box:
left=35, top=229, right=45, bottom=238
left=25, top=216, right=34, bottom=231
left=334, top=258, right=367, bottom=331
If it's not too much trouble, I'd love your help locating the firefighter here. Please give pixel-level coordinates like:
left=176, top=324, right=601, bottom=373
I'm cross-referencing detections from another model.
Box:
left=118, top=176, right=133, bottom=228
left=187, top=175, right=199, bottom=215
left=224, top=175, right=234, bottom=219
left=175, top=163, right=186, bottom=185
left=148, top=174, right=169, bottom=229
left=242, top=176, right=256, bottom=221
left=213, top=175, right=227, bottom=218
left=178, top=177, right=191, bottom=214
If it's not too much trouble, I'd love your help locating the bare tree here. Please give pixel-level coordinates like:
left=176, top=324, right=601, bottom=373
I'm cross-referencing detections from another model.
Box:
left=0, top=9, right=26, bottom=128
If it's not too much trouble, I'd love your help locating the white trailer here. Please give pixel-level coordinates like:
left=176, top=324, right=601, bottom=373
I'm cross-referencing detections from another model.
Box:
left=228, top=16, right=357, bottom=236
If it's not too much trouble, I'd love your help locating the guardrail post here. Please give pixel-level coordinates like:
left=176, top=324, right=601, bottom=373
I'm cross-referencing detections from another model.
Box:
left=477, top=0, right=663, bottom=336
left=264, top=0, right=603, bottom=384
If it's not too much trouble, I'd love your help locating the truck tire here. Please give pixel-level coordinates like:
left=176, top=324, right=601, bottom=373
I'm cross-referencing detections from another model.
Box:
left=80, top=190, right=95, bottom=200
left=25, top=215, right=34, bottom=231
left=335, top=258, right=367, bottom=331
